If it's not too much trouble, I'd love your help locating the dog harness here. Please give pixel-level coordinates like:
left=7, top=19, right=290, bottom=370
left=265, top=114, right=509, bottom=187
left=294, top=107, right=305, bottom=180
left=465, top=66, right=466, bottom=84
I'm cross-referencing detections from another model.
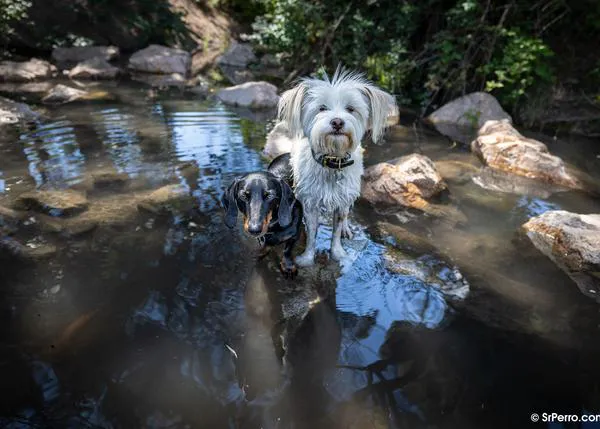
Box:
left=311, top=149, right=354, bottom=169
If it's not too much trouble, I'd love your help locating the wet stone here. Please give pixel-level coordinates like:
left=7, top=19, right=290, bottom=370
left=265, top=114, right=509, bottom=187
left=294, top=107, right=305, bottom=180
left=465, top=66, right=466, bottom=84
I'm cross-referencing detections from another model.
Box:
left=0, top=236, right=58, bottom=261
left=522, top=210, right=600, bottom=301
left=137, top=185, right=197, bottom=215
left=42, top=84, right=88, bottom=104
left=35, top=214, right=98, bottom=237
left=14, top=190, right=89, bottom=217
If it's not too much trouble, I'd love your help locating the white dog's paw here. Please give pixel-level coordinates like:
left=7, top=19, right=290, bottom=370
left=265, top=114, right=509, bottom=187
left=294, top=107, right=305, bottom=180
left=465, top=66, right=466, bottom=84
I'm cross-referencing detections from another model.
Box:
left=340, top=220, right=354, bottom=240
left=330, top=245, right=348, bottom=262
left=295, top=251, right=316, bottom=267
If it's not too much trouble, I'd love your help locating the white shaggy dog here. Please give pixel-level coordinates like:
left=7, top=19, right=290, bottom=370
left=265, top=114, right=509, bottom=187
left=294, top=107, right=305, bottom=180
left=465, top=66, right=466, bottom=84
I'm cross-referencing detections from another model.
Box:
left=276, top=67, right=397, bottom=266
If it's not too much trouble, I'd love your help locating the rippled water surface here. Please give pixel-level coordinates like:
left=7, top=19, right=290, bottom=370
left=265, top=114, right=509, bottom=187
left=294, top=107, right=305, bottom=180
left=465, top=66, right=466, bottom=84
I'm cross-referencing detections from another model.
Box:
left=1, top=82, right=600, bottom=429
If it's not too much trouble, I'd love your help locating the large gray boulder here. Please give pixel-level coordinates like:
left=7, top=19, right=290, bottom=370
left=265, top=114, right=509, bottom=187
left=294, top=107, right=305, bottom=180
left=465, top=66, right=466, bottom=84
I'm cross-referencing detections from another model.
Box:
left=427, top=92, right=512, bottom=143
left=0, top=58, right=56, bottom=82
left=68, top=57, right=121, bottom=80
left=216, top=81, right=279, bottom=109
left=472, top=119, right=582, bottom=190
left=52, top=46, right=119, bottom=69
left=217, top=42, right=257, bottom=68
left=128, top=45, right=191, bottom=75
left=522, top=210, right=600, bottom=301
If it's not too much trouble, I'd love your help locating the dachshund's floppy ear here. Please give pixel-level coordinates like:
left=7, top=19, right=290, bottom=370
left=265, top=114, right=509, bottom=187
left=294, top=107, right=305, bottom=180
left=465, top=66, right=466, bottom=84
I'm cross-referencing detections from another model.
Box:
left=362, top=84, right=397, bottom=144
left=221, top=178, right=240, bottom=229
left=277, top=83, right=307, bottom=139
left=277, top=180, right=295, bottom=228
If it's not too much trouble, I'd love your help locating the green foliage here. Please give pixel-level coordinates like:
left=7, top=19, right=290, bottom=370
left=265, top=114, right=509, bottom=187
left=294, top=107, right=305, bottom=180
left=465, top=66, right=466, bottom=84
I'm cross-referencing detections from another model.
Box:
left=0, top=0, right=31, bottom=45
left=246, top=0, right=593, bottom=114
left=481, top=30, right=554, bottom=105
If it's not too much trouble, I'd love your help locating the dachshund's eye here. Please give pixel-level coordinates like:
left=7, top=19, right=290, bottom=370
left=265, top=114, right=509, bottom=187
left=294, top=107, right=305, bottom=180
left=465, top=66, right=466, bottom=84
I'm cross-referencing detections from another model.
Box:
left=264, top=191, right=275, bottom=201
left=319, top=105, right=328, bottom=112
left=346, top=106, right=355, bottom=113
left=240, top=190, right=250, bottom=201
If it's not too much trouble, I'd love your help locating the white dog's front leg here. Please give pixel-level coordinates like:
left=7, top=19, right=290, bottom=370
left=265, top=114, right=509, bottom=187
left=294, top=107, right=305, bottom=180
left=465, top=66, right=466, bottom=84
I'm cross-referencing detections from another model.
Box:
left=296, top=206, right=319, bottom=267
left=331, top=208, right=349, bottom=262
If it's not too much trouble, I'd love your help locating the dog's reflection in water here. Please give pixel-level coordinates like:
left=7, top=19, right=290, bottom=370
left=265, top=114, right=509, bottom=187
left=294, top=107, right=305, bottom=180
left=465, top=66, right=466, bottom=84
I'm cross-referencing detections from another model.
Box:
left=235, top=261, right=342, bottom=428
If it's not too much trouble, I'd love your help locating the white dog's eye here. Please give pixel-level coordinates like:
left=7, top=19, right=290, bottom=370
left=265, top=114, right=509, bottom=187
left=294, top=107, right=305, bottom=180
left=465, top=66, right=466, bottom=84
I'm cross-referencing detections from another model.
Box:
left=346, top=106, right=355, bottom=113
left=319, top=105, right=328, bottom=112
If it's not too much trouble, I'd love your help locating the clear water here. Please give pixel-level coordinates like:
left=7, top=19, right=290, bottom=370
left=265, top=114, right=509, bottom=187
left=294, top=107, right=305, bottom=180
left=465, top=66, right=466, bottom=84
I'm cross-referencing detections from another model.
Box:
left=1, top=82, right=600, bottom=429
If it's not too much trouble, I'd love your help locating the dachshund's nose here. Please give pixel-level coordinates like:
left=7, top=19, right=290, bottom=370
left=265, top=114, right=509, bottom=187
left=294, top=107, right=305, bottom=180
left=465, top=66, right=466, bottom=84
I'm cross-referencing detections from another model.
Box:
left=247, top=223, right=263, bottom=235
left=330, top=118, right=344, bottom=131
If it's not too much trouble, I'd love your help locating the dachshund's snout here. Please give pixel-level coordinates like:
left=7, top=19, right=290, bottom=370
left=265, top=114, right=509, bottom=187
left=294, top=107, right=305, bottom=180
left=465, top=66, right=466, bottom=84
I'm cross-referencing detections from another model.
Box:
left=246, top=222, right=264, bottom=236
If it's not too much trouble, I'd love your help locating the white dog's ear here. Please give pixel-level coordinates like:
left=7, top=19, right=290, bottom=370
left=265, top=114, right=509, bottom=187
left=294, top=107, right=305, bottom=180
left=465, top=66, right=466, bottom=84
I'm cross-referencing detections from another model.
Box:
left=277, top=83, right=307, bottom=139
left=362, top=85, right=397, bottom=144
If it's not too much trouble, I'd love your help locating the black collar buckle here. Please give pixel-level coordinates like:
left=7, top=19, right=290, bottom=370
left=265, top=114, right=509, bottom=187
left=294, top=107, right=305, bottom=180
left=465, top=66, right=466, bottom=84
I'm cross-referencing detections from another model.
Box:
left=311, top=149, right=354, bottom=170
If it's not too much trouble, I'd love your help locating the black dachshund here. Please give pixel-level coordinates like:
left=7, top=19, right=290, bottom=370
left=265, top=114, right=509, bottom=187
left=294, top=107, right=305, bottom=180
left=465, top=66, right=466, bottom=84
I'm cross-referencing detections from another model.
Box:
left=222, top=154, right=303, bottom=278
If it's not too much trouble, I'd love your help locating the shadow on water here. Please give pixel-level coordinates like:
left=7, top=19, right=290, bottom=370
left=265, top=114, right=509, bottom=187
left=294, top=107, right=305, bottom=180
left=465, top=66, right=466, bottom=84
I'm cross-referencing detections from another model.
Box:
left=1, top=83, right=600, bottom=428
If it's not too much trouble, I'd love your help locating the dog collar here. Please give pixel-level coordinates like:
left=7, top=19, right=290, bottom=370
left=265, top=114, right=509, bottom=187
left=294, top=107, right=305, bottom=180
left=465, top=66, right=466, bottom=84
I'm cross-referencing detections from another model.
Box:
left=311, top=149, right=354, bottom=169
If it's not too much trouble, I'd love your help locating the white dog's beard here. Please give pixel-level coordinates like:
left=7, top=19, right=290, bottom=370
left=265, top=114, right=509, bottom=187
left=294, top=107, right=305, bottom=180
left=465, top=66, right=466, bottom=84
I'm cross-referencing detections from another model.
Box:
left=311, top=131, right=357, bottom=156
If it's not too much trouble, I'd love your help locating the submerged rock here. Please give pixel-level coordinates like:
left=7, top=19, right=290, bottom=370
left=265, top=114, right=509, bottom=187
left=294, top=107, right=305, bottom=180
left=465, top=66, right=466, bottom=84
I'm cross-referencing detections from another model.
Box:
left=0, top=236, right=57, bottom=261
left=472, top=166, right=565, bottom=199
left=68, top=57, right=121, bottom=80
left=128, top=45, right=191, bottom=75
left=14, top=190, right=89, bottom=217
left=41, top=84, right=88, bottom=104
left=522, top=210, right=600, bottom=301
left=137, top=184, right=196, bottom=215
left=0, top=58, right=56, bottom=82
left=362, top=154, right=447, bottom=208
left=427, top=92, right=512, bottom=143
left=35, top=214, right=98, bottom=237
left=216, top=81, right=279, bottom=109
left=0, top=96, right=39, bottom=124
left=471, top=119, right=582, bottom=190
left=52, top=46, right=119, bottom=69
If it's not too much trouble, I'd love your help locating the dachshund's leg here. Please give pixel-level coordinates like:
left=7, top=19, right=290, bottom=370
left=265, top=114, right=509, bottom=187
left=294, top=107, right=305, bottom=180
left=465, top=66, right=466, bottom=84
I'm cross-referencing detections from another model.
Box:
left=279, top=238, right=298, bottom=279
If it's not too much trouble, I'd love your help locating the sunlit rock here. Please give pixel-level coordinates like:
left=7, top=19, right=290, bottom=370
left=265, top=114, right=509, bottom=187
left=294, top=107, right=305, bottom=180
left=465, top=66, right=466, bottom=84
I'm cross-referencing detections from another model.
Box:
left=363, top=154, right=446, bottom=206
left=362, top=154, right=466, bottom=224
left=0, top=58, right=56, bottom=82
left=522, top=210, right=600, bottom=301
left=14, top=189, right=89, bottom=217
left=472, top=119, right=583, bottom=190
left=216, top=81, right=279, bottom=109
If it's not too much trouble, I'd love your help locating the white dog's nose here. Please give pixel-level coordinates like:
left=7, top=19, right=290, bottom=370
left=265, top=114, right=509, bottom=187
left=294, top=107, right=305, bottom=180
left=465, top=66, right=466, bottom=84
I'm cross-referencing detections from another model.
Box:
left=330, top=118, right=344, bottom=131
